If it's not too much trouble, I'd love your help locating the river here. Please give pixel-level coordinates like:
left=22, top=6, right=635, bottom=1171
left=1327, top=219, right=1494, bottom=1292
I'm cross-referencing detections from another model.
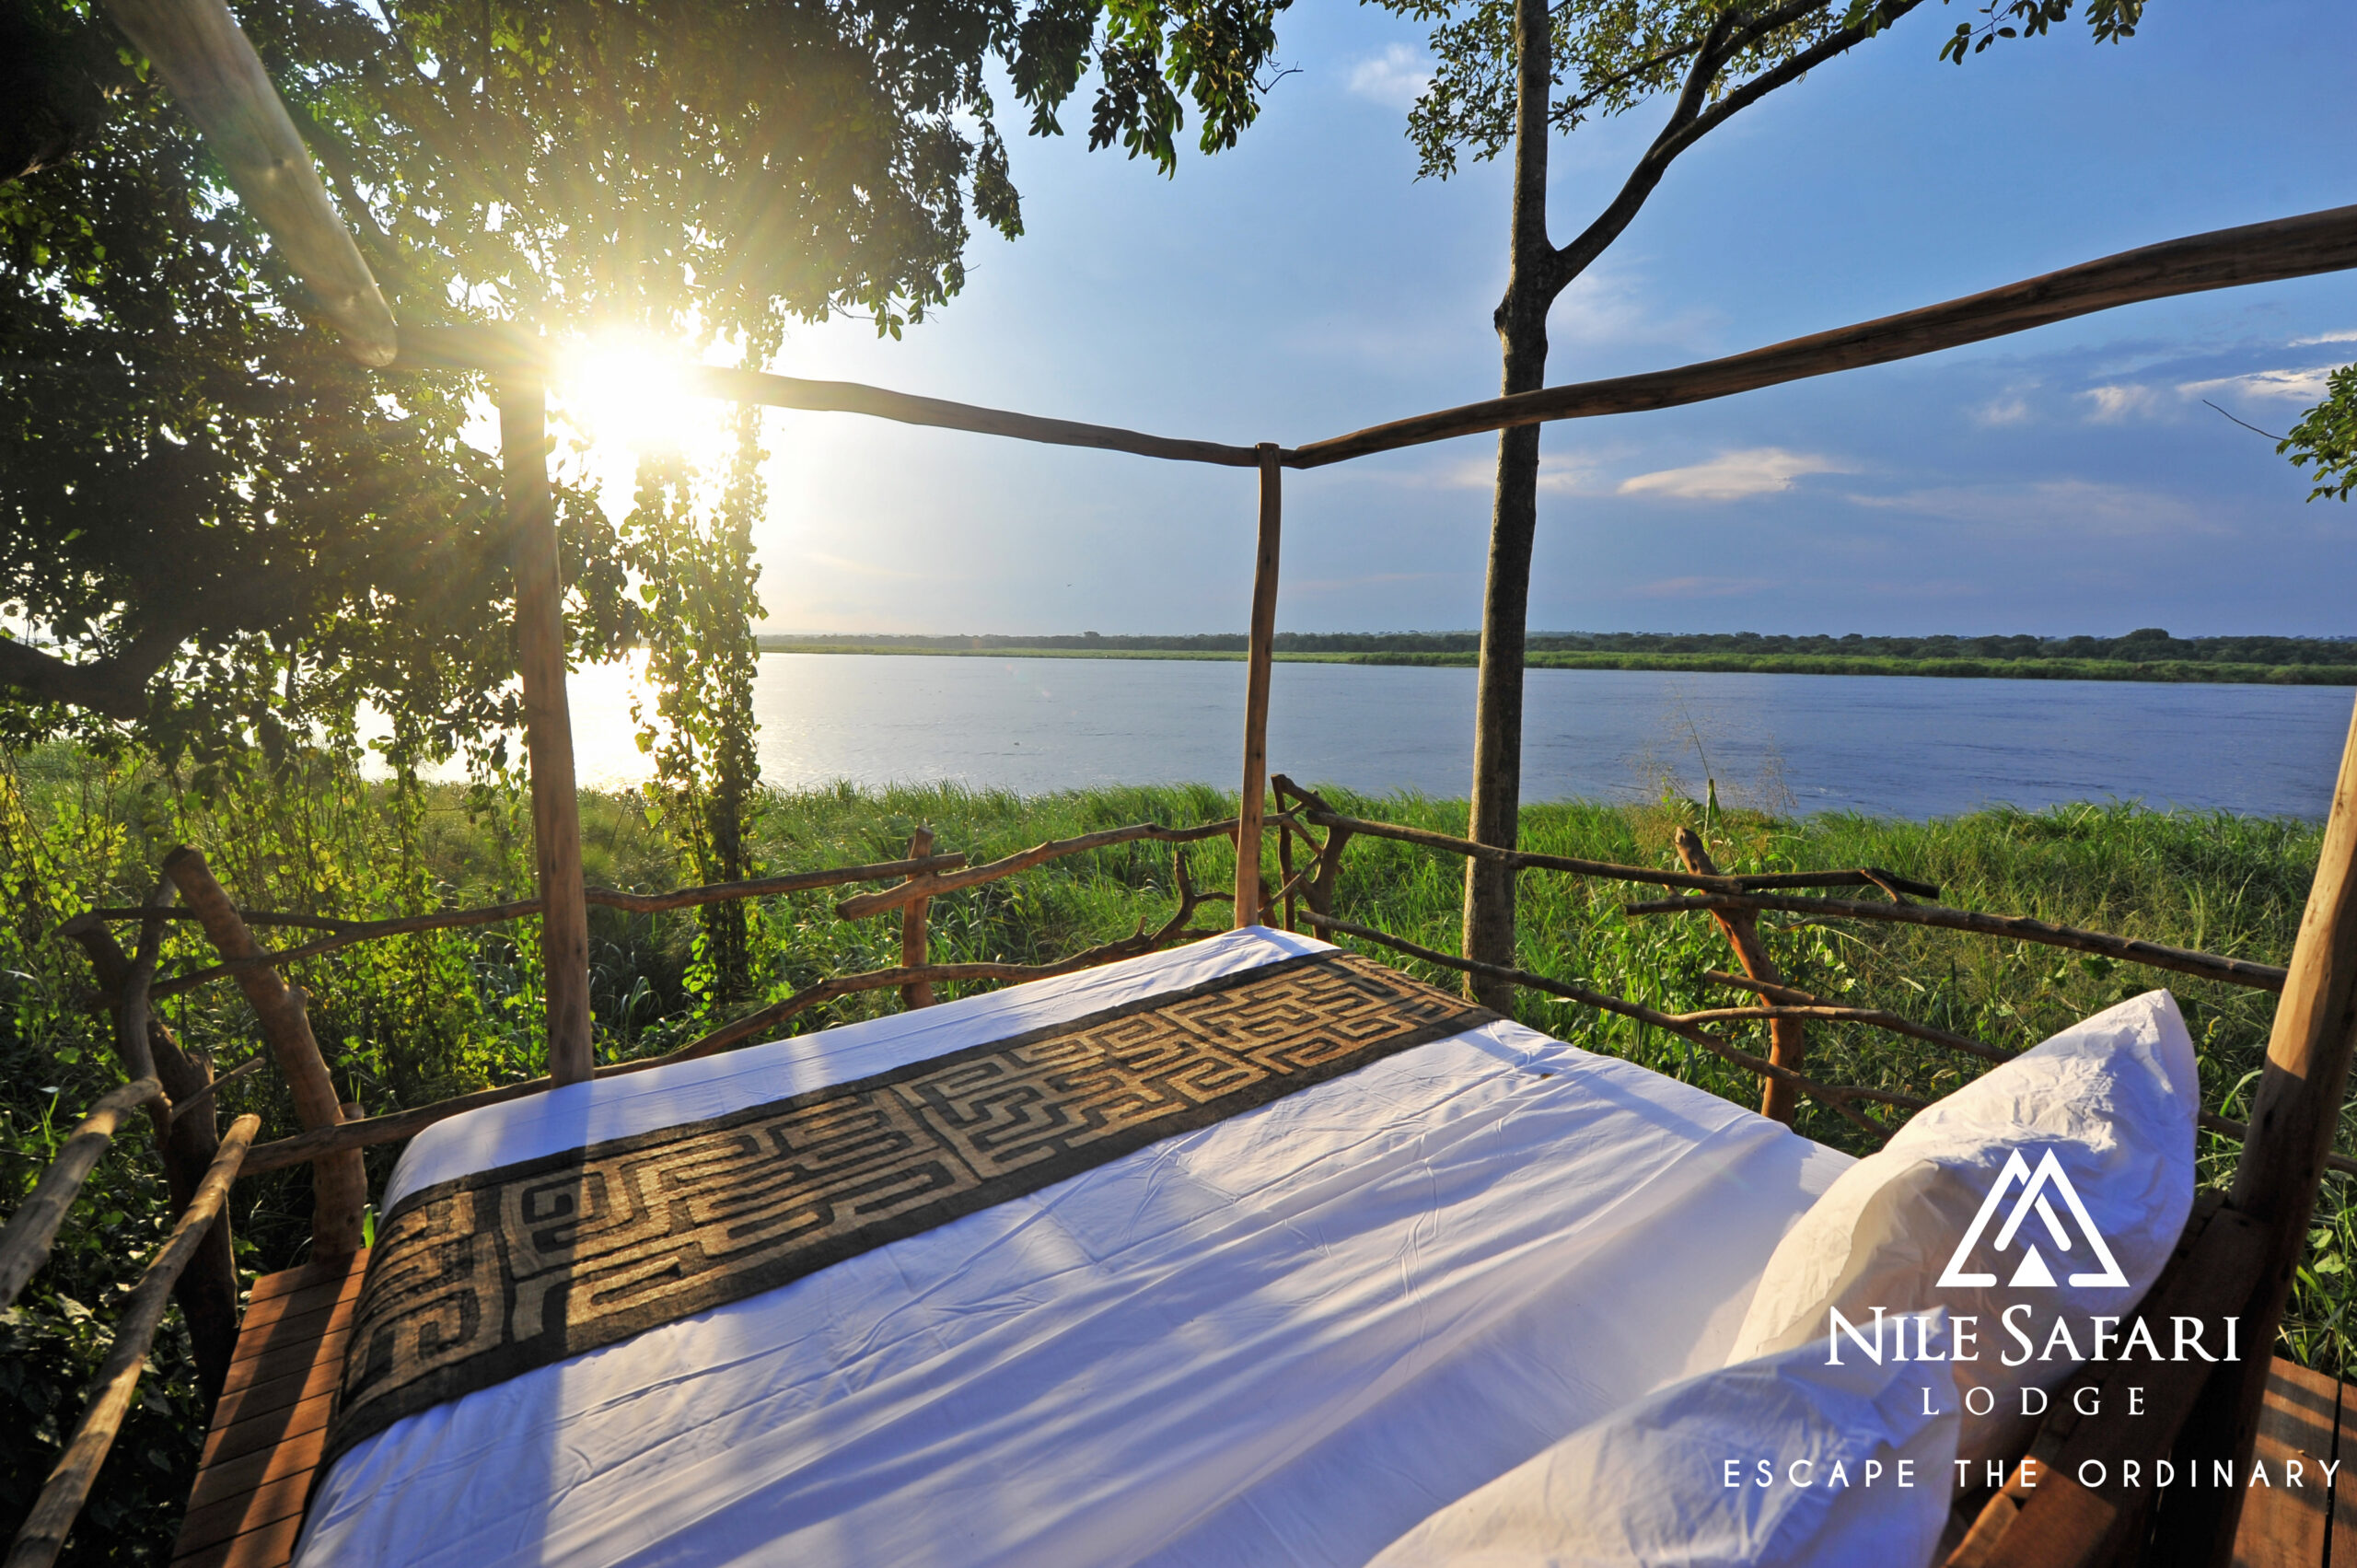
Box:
left=538, top=654, right=2351, bottom=819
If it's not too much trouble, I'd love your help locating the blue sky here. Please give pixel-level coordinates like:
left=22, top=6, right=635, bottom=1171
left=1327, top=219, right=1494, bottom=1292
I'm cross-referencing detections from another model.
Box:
left=728, top=1, right=2357, bottom=639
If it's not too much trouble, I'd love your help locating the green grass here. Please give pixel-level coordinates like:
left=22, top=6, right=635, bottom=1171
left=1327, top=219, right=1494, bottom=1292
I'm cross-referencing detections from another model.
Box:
left=1, top=748, right=2351, bottom=1561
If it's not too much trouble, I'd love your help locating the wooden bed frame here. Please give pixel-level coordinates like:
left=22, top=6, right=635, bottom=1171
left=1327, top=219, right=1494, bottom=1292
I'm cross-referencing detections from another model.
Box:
left=6, top=3, right=2357, bottom=1562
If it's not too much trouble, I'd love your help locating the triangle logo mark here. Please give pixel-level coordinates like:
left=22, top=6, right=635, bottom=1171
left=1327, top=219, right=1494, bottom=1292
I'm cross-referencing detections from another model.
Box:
left=2008, top=1247, right=2057, bottom=1288
left=1935, top=1148, right=2130, bottom=1291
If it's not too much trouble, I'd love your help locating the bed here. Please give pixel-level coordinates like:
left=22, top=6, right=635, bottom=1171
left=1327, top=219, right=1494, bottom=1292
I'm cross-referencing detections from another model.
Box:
left=294, top=927, right=1851, bottom=1568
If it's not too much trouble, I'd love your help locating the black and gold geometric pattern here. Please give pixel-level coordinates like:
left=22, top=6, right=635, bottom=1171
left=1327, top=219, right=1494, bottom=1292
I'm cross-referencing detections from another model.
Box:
left=327, top=951, right=1495, bottom=1463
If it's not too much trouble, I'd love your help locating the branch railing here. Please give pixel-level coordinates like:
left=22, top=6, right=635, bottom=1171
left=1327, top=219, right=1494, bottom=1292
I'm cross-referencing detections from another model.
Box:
left=1266, top=774, right=2309, bottom=1165
left=2, top=784, right=2326, bottom=1565
left=46, top=812, right=1283, bottom=1193
left=4, top=807, right=1279, bottom=1562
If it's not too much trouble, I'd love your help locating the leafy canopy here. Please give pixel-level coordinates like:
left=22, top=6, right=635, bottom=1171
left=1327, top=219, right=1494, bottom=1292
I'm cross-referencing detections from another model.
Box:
left=1373, top=0, right=2142, bottom=182
left=0, top=0, right=1292, bottom=772
left=2282, top=366, right=2357, bottom=505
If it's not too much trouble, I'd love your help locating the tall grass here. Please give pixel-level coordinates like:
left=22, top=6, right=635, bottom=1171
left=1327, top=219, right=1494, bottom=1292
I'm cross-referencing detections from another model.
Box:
left=0, top=744, right=2347, bottom=1562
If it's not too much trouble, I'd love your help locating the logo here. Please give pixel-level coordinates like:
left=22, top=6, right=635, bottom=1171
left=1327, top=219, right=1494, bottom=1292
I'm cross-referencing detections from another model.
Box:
left=1935, top=1148, right=2128, bottom=1290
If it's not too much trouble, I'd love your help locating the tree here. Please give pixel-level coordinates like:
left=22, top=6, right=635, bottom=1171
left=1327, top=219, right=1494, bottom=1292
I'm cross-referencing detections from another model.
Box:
left=1, top=0, right=1295, bottom=766
left=1367, top=0, right=2143, bottom=1001
left=621, top=413, right=770, bottom=1006
left=2282, top=365, right=2357, bottom=504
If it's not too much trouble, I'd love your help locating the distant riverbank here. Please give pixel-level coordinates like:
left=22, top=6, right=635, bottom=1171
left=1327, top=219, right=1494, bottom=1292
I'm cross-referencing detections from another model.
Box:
left=756, top=638, right=2357, bottom=687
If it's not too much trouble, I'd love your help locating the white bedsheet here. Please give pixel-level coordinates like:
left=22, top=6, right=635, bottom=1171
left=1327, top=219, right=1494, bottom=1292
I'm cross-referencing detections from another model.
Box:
left=299, top=929, right=1852, bottom=1568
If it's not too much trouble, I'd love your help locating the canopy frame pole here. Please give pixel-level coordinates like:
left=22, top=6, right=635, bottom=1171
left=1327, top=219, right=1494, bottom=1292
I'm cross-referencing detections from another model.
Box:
left=2156, top=694, right=2357, bottom=1564
left=499, top=378, right=594, bottom=1085
left=1235, top=444, right=1283, bottom=929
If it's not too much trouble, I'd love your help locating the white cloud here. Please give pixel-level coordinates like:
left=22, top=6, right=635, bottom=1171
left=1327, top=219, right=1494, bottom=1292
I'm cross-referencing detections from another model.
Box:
left=1537, top=453, right=1608, bottom=494
left=2079, top=384, right=2166, bottom=424
left=1346, top=45, right=1433, bottom=110
left=1971, top=395, right=2036, bottom=427
left=2078, top=364, right=2340, bottom=424
left=2292, top=330, right=2357, bottom=346
left=2177, top=366, right=2339, bottom=403
left=1437, top=451, right=1610, bottom=494
left=1617, top=447, right=1854, bottom=502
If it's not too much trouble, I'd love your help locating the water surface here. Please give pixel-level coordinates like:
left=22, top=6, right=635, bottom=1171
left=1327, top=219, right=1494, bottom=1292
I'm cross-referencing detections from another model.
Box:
left=552, top=654, right=2351, bottom=819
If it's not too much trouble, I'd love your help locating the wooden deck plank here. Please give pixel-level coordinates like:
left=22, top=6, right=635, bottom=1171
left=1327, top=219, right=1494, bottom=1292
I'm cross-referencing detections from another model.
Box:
left=2332, top=1352, right=2357, bottom=1568
left=204, top=1350, right=347, bottom=1434
left=242, top=1252, right=363, bottom=1307
left=174, top=1469, right=313, bottom=1559
left=199, top=1390, right=333, bottom=1471
left=170, top=1249, right=366, bottom=1568
left=169, top=1514, right=308, bottom=1568
left=231, top=1268, right=363, bottom=1341
left=217, top=1320, right=353, bottom=1402
left=225, top=1319, right=351, bottom=1382
left=2233, top=1357, right=2338, bottom=1567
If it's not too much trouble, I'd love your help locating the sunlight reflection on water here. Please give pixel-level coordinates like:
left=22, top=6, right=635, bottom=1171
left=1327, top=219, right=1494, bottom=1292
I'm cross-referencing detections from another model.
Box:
left=408, top=652, right=2352, bottom=820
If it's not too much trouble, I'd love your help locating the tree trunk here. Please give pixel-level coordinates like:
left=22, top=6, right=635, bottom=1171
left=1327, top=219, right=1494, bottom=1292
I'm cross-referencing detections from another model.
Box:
left=1462, top=0, right=1554, bottom=1007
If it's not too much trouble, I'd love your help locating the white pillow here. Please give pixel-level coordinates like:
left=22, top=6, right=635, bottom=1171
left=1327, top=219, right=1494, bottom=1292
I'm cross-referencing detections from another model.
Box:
left=1725, top=989, right=2198, bottom=1469
left=1366, top=1310, right=1958, bottom=1568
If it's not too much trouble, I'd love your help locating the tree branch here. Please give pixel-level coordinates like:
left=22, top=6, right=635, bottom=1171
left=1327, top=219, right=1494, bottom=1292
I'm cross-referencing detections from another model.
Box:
left=1541, top=5, right=1750, bottom=290
left=1658, top=0, right=1925, bottom=170
left=1557, top=29, right=1713, bottom=122
left=1545, top=0, right=1922, bottom=295
left=0, top=621, right=185, bottom=719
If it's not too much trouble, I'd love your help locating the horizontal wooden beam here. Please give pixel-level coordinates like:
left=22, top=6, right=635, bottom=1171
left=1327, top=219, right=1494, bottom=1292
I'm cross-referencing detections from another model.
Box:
left=692, top=366, right=1265, bottom=469
left=1297, top=910, right=1915, bottom=1142
left=1290, top=204, right=2357, bottom=467
left=834, top=818, right=1255, bottom=920
left=237, top=921, right=1229, bottom=1178
left=387, top=205, right=2357, bottom=476
left=97, top=0, right=396, bottom=366
left=389, top=325, right=1263, bottom=467
left=1296, top=807, right=1939, bottom=898
left=3, top=1114, right=258, bottom=1568
left=0, top=1078, right=165, bottom=1312
left=1624, top=890, right=2288, bottom=993
left=2200, top=1109, right=2357, bottom=1179
left=123, top=854, right=970, bottom=1003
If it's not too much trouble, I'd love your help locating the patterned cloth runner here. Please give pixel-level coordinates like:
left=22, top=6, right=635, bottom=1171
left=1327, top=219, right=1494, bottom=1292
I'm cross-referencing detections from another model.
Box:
left=326, top=949, right=1497, bottom=1464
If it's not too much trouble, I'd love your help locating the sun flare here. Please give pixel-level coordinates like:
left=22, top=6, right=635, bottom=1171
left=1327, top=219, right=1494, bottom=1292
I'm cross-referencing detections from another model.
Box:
left=555, top=331, right=697, bottom=452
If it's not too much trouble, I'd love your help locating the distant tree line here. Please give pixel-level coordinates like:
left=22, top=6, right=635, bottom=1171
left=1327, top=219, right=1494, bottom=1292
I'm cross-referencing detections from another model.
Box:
left=759, top=628, right=2357, bottom=666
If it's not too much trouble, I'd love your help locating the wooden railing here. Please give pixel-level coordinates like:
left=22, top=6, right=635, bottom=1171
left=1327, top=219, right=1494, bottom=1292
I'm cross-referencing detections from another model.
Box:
left=0, top=784, right=2336, bottom=1565
left=1265, top=775, right=2305, bottom=1160
left=4, top=808, right=1283, bottom=1562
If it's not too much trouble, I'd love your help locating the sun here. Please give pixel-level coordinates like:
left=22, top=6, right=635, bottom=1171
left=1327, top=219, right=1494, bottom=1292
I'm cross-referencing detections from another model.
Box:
left=554, top=331, right=698, bottom=452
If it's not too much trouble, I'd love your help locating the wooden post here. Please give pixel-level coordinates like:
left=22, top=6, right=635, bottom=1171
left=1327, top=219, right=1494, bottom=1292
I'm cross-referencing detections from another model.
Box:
left=1272, top=776, right=1355, bottom=926
left=62, top=922, right=240, bottom=1407
left=900, top=828, right=937, bottom=1009
left=1235, top=443, right=1283, bottom=929
left=500, top=379, right=595, bottom=1086
left=1276, top=817, right=1297, bottom=933
left=1674, top=827, right=1805, bottom=1125
left=2158, top=696, right=2357, bottom=1566
left=164, top=848, right=368, bottom=1257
